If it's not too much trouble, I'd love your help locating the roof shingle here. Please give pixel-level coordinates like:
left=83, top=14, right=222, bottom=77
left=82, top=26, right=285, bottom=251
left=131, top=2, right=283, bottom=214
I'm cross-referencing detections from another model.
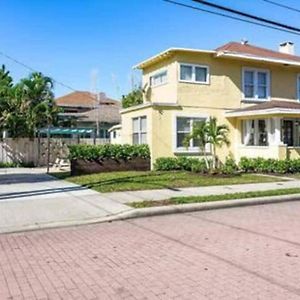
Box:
left=216, top=41, right=300, bottom=63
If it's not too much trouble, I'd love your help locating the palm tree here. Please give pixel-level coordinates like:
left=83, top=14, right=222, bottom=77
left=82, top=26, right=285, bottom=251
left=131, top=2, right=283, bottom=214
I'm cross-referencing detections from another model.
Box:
left=206, top=117, right=230, bottom=169
left=14, top=72, right=57, bottom=137
left=183, top=120, right=210, bottom=169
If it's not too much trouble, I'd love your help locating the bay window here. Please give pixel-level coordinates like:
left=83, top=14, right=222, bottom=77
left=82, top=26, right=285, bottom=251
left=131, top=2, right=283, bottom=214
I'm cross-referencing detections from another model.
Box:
left=133, top=116, right=147, bottom=145
left=243, top=68, right=270, bottom=100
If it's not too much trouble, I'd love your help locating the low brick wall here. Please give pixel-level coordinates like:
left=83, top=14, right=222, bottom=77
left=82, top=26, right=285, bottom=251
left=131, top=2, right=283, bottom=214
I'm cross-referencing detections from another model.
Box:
left=70, top=158, right=151, bottom=176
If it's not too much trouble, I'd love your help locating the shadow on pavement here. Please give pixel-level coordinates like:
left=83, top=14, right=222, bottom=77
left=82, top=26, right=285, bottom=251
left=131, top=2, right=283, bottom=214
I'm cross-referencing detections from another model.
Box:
left=0, top=185, right=88, bottom=201
left=0, top=173, right=56, bottom=185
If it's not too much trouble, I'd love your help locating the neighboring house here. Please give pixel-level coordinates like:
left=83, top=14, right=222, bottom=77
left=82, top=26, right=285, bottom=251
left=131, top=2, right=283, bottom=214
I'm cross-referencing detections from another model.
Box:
left=120, top=41, right=300, bottom=165
left=108, top=124, right=122, bottom=144
left=56, top=91, right=121, bottom=139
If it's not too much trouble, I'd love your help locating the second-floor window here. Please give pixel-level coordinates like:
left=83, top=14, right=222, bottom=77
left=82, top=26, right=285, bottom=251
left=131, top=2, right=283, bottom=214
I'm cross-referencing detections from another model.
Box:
left=243, top=68, right=270, bottom=100
left=133, top=116, right=147, bottom=145
left=150, top=70, right=167, bottom=87
left=179, top=63, right=209, bottom=84
left=297, top=74, right=300, bottom=101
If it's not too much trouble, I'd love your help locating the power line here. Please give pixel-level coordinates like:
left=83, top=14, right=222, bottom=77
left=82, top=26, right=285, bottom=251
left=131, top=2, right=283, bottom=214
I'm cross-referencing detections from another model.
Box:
left=192, top=0, right=300, bottom=33
left=261, top=0, right=300, bottom=14
left=163, top=0, right=300, bottom=36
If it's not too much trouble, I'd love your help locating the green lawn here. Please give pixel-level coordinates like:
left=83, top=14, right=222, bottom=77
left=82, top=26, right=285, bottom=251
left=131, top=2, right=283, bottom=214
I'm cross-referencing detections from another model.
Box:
left=130, top=188, right=300, bottom=208
left=52, top=171, right=281, bottom=193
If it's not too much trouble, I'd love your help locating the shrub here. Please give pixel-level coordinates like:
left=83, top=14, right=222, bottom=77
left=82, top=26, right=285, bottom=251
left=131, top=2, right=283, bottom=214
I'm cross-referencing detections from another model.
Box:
left=191, top=159, right=208, bottom=173
left=154, top=157, right=207, bottom=172
left=238, top=157, right=300, bottom=174
left=221, top=157, right=238, bottom=175
left=0, top=162, right=19, bottom=168
left=68, top=144, right=150, bottom=161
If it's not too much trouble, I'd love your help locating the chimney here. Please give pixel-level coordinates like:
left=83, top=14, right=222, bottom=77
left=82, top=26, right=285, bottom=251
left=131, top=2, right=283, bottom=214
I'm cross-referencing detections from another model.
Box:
left=279, top=41, right=295, bottom=55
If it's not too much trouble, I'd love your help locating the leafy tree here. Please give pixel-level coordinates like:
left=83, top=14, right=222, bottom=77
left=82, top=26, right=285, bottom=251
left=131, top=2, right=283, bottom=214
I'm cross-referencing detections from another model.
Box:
left=0, top=66, right=59, bottom=138
left=121, top=88, right=143, bottom=108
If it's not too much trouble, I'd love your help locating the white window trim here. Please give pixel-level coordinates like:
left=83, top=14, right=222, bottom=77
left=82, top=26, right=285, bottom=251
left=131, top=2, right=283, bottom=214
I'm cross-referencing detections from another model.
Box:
left=149, top=69, right=168, bottom=88
left=297, top=74, right=300, bottom=101
left=242, top=67, right=270, bottom=101
left=172, top=113, right=210, bottom=153
left=242, top=119, right=270, bottom=147
left=178, top=62, right=210, bottom=85
left=132, top=116, right=147, bottom=145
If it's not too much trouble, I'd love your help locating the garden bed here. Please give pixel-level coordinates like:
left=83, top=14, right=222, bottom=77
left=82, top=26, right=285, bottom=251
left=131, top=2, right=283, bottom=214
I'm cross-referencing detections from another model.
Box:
left=71, top=157, right=150, bottom=176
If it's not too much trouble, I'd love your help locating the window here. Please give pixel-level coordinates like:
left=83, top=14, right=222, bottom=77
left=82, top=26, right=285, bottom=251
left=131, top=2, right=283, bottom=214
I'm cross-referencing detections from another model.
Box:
left=150, top=70, right=167, bottom=87
left=242, top=119, right=268, bottom=146
left=132, top=116, right=147, bottom=145
left=243, top=68, right=270, bottom=100
left=179, top=64, right=209, bottom=84
left=176, top=116, right=207, bottom=150
left=297, top=75, right=300, bottom=101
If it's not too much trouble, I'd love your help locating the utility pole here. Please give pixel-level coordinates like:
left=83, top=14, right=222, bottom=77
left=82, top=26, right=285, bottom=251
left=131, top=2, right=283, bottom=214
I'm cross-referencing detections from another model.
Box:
left=90, top=70, right=100, bottom=142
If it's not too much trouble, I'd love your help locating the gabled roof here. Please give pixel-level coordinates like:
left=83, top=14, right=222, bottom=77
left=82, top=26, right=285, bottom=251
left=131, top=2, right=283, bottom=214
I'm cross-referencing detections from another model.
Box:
left=226, top=100, right=300, bottom=117
left=216, top=42, right=300, bottom=66
left=56, top=91, right=119, bottom=108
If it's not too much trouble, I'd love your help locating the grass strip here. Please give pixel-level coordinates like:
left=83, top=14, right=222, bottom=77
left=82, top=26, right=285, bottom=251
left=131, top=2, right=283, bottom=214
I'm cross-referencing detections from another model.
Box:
left=129, top=188, right=300, bottom=208
left=50, top=171, right=281, bottom=193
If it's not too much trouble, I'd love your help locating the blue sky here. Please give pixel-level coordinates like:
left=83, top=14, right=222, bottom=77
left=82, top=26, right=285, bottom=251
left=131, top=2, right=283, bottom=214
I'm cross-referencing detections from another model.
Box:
left=1, top=0, right=300, bottom=99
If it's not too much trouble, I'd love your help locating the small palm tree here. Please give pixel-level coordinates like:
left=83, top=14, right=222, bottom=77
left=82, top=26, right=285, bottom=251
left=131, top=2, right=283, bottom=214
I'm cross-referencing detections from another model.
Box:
left=206, top=117, right=230, bottom=169
left=183, top=120, right=210, bottom=169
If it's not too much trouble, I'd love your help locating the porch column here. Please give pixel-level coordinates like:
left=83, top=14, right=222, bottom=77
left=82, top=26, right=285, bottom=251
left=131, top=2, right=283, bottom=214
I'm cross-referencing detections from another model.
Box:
left=272, top=117, right=283, bottom=145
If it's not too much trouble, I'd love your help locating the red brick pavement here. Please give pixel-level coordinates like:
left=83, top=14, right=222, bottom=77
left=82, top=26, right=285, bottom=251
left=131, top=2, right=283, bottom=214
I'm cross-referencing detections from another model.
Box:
left=1, top=201, right=300, bottom=299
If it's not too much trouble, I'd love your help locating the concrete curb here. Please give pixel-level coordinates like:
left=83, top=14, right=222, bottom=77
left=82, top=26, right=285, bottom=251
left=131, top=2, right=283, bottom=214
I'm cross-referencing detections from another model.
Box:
left=116, top=193, right=300, bottom=220
left=2, top=193, right=300, bottom=235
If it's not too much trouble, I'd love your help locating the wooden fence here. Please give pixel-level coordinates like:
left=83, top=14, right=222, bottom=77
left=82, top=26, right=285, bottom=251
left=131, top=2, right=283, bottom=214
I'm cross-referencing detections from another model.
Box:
left=0, top=138, right=110, bottom=167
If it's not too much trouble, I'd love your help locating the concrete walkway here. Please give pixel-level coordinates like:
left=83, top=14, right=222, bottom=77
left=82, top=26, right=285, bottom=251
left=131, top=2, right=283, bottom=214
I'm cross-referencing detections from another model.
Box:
left=0, top=168, right=133, bottom=233
left=104, top=177, right=300, bottom=204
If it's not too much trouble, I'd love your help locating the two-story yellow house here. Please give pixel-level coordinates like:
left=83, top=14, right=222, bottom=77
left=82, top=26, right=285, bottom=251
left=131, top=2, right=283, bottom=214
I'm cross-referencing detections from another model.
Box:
left=119, top=41, right=300, bottom=166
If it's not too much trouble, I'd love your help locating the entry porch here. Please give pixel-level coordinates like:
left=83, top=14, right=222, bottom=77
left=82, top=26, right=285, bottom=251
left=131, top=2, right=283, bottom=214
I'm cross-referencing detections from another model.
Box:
left=226, top=101, right=300, bottom=160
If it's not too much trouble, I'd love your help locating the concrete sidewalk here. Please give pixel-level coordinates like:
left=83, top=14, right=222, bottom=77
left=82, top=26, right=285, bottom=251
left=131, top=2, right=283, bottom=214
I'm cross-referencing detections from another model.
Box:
left=0, top=168, right=133, bottom=233
left=104, top=177, right=300, bottom=204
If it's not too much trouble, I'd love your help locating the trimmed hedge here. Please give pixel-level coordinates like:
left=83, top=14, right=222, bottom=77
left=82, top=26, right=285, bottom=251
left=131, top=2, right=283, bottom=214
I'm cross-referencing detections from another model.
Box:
left=154, top=156, right=239, bottom=175
left=155, top=156, right=300, bottom=175
left=68, top=144, right=150, bottom=161
left=239, top=157, right=300, bottom=174
left=154, top=157, right=208, bottom=173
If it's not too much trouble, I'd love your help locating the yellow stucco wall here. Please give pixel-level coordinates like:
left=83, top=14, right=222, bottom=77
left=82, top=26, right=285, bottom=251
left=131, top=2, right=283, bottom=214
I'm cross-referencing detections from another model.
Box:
left=122, top=50, right=300, bottom=164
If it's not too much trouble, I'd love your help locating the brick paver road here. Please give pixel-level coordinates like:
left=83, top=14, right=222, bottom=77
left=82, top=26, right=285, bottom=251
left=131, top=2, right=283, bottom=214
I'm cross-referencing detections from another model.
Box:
left=1, top=201, right=300, bottom=299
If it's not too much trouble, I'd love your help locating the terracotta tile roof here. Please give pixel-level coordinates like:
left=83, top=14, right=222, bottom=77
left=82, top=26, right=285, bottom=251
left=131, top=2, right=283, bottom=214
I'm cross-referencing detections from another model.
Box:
left=56, top=91, right=119, bottom=107
left=230, top=100, right=300, bottom=113
left=216, top=42, right=300, bottom=63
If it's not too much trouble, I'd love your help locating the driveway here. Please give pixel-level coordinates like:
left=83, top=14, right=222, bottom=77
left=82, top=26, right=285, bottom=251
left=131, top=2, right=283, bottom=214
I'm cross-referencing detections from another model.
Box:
left=0, top=168, right=132, bottom=233
left=0, top=201, right=300, bottom=299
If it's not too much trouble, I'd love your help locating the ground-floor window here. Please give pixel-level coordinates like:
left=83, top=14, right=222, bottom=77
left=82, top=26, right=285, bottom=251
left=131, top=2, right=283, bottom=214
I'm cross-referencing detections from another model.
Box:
left=242, top=119, right=268, bottom=146
left=132, top=116, right=147, bottom=145
left=176, top=116, right=206, bottom=150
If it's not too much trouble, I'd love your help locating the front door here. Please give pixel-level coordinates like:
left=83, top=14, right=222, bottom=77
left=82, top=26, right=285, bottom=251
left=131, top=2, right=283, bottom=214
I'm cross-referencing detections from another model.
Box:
left=283, top=120, right=294, bottom=146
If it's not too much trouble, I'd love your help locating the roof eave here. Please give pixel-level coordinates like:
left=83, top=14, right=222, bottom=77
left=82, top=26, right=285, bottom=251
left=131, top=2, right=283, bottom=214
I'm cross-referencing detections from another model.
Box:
left=134, top=48, right=216, bottom=69
left=226, top=108, right=300, bottom=117
left=216, top=51, right=300, bottom=67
